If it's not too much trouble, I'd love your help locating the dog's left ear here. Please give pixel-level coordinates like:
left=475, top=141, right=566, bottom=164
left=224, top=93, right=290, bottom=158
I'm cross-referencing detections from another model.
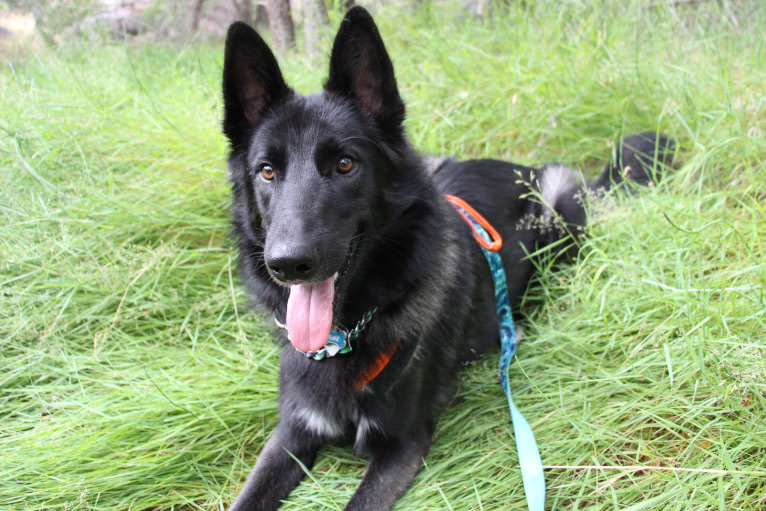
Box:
left=325, top=7, right=405, bottom=134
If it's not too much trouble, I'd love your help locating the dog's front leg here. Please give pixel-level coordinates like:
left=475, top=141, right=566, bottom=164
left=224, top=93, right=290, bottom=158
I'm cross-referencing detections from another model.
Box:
left=229, top=422, right=323, bottom=511
left=344, top=432, right=432, bottom=511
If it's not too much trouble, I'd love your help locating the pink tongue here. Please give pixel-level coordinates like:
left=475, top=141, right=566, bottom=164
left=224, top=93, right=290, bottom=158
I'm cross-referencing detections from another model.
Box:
left=286, top=277, right=335, bottom=352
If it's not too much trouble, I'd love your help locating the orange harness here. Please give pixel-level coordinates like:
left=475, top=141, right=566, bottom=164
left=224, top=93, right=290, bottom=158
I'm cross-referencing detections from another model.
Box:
left=354, top=339, right=401, bottom=390
left=353, top=195, right=503, bottom=390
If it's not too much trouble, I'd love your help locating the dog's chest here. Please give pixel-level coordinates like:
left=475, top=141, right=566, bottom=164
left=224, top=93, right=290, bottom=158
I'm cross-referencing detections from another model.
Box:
left=285, top=397, right=383, bottom=449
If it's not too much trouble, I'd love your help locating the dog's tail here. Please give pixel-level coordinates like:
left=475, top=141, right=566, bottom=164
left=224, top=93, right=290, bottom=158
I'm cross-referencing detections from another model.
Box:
left=537, top=163, right=587, bottom=233
left=534, top=131, right=676, bottom=252
left=591, top=131, right=676, bottom=192
left=533, top=163, right=587, bottom=250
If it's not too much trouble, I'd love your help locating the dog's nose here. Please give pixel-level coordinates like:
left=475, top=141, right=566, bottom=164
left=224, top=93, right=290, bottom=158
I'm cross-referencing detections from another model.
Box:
left=265, top=245, right=318, bottom=283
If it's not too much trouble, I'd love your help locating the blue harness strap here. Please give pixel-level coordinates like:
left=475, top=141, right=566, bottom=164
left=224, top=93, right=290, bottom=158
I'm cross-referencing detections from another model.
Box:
left=445, top=194, right=546, bottom=511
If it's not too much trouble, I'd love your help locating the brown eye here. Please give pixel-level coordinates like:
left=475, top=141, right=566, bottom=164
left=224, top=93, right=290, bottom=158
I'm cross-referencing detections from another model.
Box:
left=260, top=164, right=275, bottom=181
left=337, top=157, right=356, bottom=174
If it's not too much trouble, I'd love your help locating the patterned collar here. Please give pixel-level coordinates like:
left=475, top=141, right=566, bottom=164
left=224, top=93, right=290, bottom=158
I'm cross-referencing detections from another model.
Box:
left=275, top=308, right=377, bottom=360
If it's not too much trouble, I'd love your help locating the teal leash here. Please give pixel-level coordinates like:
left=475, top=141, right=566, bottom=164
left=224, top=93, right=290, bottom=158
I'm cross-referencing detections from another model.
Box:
left=446, top=195, right=546, bottom=511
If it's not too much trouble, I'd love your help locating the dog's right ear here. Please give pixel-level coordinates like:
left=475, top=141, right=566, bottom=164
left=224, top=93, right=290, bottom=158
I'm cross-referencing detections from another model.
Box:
left=222, top=22, right=291, bottom=151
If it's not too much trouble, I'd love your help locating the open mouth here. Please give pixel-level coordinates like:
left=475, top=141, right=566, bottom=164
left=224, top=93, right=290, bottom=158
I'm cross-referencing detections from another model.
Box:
left=285, top=241, right=356, bottom=353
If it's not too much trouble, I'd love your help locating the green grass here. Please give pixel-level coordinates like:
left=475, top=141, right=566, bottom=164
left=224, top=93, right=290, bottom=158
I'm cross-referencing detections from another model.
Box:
left=2, top=1, right=765, bottom=509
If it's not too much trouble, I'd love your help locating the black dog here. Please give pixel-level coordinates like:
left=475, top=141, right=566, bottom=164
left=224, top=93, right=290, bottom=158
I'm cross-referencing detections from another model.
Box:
left=221, top=7, right=674, bottom=510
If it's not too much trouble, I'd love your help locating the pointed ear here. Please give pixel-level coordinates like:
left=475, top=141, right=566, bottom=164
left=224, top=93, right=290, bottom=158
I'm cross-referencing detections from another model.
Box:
left=325, top=7, right=405, bottom=133
left=222, top=22, right=291, bottom=151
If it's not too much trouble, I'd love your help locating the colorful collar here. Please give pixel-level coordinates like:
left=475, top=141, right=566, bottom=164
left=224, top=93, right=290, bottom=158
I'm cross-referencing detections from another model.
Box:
left=275, top=307, right=377, bottom=360
left=275, top=308, right=398, bottom=390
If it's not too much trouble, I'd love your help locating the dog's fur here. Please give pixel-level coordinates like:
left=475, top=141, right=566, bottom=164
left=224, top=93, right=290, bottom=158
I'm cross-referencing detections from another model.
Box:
left=221, top=7, right=675, bottom=511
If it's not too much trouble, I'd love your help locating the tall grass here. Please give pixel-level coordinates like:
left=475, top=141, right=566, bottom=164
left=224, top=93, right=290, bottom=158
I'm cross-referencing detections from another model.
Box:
left=2, top=1, right=764, bottom=509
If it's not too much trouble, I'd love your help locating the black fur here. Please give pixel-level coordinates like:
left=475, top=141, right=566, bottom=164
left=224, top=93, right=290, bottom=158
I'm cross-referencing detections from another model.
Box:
left=221, top=7, right=675, bottom=511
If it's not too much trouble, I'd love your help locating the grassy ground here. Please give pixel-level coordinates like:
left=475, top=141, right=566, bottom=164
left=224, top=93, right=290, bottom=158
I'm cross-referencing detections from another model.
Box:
left=2, top=1, right=765, bottom=509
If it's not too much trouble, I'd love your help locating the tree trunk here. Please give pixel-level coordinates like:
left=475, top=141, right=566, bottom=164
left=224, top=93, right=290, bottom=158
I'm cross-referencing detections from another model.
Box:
left=303, top=0, right=329, bottom=57
left=266, top=0, right=295, bottom=55
left=255, top=3, right=269, bottom=31
left=232, top=0, right=254, bottom=23
left=186, top=0, right=206, bottom=38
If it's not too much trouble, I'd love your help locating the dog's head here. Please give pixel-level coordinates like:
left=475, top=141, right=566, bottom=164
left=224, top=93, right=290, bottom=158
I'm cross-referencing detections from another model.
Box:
left=222, top=8, right=422, bottom=353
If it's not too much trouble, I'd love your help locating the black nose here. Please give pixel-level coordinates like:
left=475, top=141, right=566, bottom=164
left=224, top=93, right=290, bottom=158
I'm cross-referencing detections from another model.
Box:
left=265, top=245, right=318, bottom=283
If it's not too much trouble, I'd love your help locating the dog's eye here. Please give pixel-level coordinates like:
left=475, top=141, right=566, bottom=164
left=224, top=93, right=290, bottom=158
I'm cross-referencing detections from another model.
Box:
left=337, top=157, right=356, bottom=174
left=260, top=164, right=275, bottom=181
